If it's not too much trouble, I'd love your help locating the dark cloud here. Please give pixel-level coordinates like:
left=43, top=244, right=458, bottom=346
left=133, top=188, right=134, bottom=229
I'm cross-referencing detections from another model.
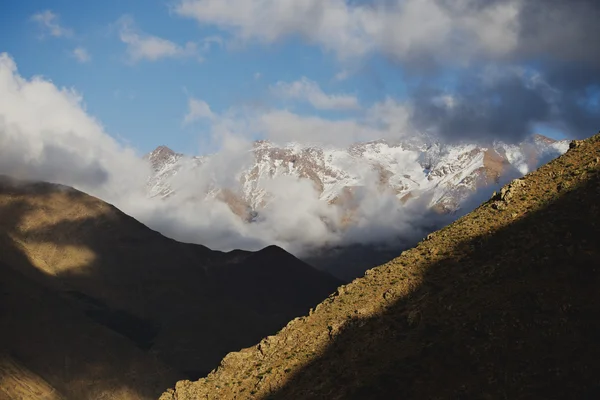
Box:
left=516, top=0, right=600, bottom=65
left=407, top=0, right=600, bottom=143
left=35, top=143, right=110, bottom=187
left=411, top=72, right=552, bottom=143
left=411, top=63, right=600, bottom=143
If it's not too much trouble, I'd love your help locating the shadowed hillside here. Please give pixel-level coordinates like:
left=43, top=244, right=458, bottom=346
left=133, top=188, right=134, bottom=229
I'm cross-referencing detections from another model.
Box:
left=161, top=133, right=600, bottom=399
left=0, top=353, right=65, bottom=400
left=0, top=177, right=341, bottom=399
left=0, top=260, right=179, bottom=399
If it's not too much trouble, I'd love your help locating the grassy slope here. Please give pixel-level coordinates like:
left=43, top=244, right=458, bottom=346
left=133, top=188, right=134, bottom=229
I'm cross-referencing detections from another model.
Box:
left=163, top=133, right=600, bottom=399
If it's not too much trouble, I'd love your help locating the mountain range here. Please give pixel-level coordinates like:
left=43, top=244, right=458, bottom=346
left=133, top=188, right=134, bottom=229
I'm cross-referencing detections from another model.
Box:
left=146, top=134, right=568, bottom=215
left=145, top=133, right=569, bottom=280
left=161, top=133, right=600, bottom=399
left=0, top=132, right=594, bottom=400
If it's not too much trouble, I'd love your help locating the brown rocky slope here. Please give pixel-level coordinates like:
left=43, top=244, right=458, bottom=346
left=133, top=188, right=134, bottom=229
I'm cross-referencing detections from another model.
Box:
left=0, top=177, right=341, bottom=399
left=162, top=132, right=600, bottom=399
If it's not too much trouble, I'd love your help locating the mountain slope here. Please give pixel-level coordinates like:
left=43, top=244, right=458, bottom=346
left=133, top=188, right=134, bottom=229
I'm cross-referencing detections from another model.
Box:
left=0, top=260, right=179, bottom=400
left=0, top=353, right=65, bottom=400
left=0, top=176, right=341, bottom=398
left=161, top=132, right=600, bottom=399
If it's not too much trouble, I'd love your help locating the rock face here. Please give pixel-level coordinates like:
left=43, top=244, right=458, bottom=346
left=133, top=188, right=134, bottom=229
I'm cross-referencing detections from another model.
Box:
left=0, top=176, right=341, bottom=399
left=146, top=134, right=569, bottom=218
left=161, top=132, right=600, bottom=399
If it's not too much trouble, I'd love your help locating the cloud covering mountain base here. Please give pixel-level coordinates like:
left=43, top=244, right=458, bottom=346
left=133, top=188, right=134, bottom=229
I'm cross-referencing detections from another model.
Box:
left=0, top=54, right=570, bottom=274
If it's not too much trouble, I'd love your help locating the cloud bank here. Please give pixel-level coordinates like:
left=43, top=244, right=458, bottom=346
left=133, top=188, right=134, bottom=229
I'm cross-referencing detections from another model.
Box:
left=0, top=53, right=458, bottom=260
left=175, top=0, right=600, bottom=142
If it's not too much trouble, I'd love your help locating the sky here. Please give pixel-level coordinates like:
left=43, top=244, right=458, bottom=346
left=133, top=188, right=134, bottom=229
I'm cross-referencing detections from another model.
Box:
left=0, top=0, right=409, bottom=155
left=2, top=0, right=599, bottom=157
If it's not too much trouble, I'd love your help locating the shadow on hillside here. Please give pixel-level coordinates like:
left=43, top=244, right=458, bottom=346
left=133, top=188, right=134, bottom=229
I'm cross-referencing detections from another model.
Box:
left=262, top=170, right=600, bottom=399
left=0, top=192, right=179, bottom=399
left=0, top=179, right=340, bottom=398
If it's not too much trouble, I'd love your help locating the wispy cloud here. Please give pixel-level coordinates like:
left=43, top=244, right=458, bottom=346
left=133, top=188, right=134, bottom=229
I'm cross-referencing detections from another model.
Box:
left=334, top=69, right=351, bottom=82
left=184, top=97, right=215, bottom=124
left=31, top=10, right=73, bottom=38
left=72, top=47, right=91, bottom=63
left=113, top=89, right=136, bottom=101
left=272, top=77, right=360, bottom=110
left=117, top=16, right=200, bottom=63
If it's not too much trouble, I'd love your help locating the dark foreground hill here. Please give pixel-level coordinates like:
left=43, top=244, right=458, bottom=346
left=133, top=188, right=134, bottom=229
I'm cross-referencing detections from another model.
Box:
left=161, top=133, right=600, bottom=399
left=0, top=177, right=341, bottom=399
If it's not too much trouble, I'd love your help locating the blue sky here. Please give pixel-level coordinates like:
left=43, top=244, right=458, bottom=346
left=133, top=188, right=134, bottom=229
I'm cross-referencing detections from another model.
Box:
left=0, top=0, right=410, bottom=154
left=2, top=0, right=597, bottom=156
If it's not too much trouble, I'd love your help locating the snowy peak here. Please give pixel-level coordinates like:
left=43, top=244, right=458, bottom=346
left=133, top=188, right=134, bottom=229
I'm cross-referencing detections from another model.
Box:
left=145, top=146, right=184, bottom=198
left=144, top=134, right=570, bottom=222
left=146, top=145, right=181, bottom=171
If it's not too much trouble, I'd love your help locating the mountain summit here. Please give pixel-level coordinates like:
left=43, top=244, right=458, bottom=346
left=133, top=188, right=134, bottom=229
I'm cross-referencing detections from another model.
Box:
left=161, top=132, right=600, bottom=399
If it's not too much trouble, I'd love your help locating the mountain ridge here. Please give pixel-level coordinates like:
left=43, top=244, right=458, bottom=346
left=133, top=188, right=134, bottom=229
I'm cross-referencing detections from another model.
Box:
left=146, top=134, right=569, bottom=217
left=0, top=174, right=341, bottom=399
left=144, top=134, right=569, bottom=280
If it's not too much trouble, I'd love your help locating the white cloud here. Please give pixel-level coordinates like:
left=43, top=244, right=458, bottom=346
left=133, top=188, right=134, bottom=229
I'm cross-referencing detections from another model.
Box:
left=0, top=53, right=148, bottom=199
left=31, top=10, right=74, bottom=38
left=182, top=87, right=412, bottom=146
left=117, top=16, right=200, bottom=63
left=200, top=36, right=224, bottom=51
left=259, top=110, right=371, bottom=145
left=173, top=0, right=523, bottom=63
left=272, top=77, right=360, bottom=110
left=366, top=97, right=412, bottom=134
left=334, top=69, right=351, bottom=82
left=183, top=97, right=215, bottom=125
left=72, top=47, right=91, bottom=63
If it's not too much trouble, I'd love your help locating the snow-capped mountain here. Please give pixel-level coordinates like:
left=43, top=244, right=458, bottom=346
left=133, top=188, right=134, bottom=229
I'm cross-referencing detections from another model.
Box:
left=145, top=134, right=569, bottom=221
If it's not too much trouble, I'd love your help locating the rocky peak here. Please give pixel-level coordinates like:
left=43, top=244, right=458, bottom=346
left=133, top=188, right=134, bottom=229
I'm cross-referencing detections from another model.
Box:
left=532, top=133, right=557, bottom=145
left=146, top=145, right=181, bottom=171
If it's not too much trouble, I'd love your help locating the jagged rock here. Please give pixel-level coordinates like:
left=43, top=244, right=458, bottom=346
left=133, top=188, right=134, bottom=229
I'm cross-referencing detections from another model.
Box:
left=570, top=140, right=584, bottom=149
left=500, top=178, right=526, bottom=201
